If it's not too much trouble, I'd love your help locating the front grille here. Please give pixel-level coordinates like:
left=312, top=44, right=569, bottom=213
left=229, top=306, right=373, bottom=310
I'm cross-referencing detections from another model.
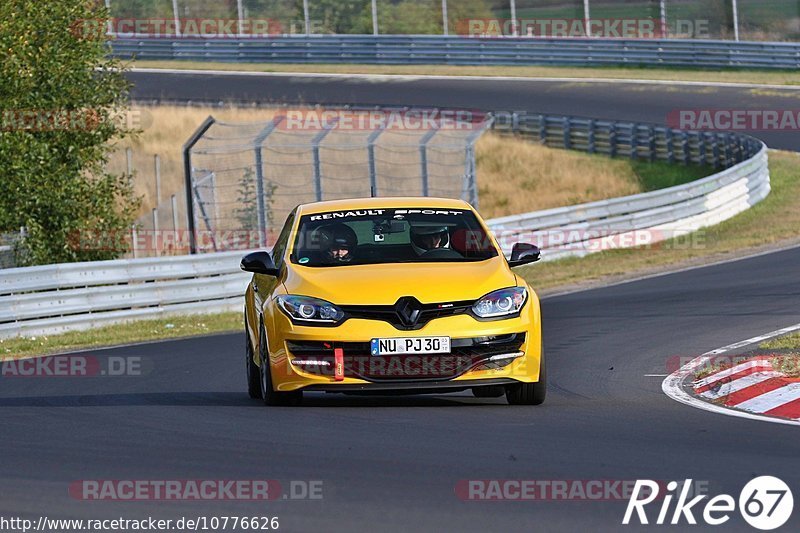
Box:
left=287, top=333, right=526, bottom=382
left=341, top=299, right=474, bottom=330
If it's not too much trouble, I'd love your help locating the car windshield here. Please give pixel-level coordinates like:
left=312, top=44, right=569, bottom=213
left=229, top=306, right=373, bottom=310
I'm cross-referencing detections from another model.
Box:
left=290, top=208, right=499, bottom=267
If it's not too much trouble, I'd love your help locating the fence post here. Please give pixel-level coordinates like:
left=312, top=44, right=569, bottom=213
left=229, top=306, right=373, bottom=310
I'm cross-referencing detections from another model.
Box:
left=104, top=0, right=114, bottom=36
left=367, top=124, right=386, bottom=196
left=152, top=208, right=159, bottom=257
left=171, top=0, right=181, bottom=37
left=510, top=0, right=518, bottom=37
left=463, top=115, right=494, bottom=207
left=312, top=120, right=338, bottom=202
left=303, top=0, right=311, bottom=35
left=237, top=0, right=245, bottom=37
left=131, top=225, right=138, bottom=259
left=419, top=126, right=440, bottom=197
left=659, top=0, right=667, bottom=38
left=171, top=194, right=179, bottom=254
left=253, top=117, right=284, bottom=249
left=154, top=154, right=162, bottom=205
left=372, top=0, right=379, bottom=35
left=182, top=116, right=215, bottom=254
left=126, top=147, right=133, bottom=175
left=442, top=0, right=449, bottom=36
left=732, top=0, right=740, bottom=41
left=584, top=0, right=591, bottom=37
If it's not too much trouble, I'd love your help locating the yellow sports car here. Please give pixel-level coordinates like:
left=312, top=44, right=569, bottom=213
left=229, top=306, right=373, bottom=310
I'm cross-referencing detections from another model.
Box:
left=241, top=197, right=544, bottom=406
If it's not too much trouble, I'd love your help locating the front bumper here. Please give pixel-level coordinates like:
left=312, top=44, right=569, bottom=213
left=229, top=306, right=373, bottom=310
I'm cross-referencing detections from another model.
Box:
left=266, top=305, right=542, bottom=392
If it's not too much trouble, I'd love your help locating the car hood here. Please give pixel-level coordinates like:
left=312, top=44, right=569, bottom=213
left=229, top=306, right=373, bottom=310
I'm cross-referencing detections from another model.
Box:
left=283, top=257, right=517, bottom=305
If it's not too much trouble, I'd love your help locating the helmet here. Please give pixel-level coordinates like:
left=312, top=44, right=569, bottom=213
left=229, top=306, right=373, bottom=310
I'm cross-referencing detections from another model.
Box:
left=410, top=224, right=450, bottom=256
left=316, top=224, right=358, bottom=264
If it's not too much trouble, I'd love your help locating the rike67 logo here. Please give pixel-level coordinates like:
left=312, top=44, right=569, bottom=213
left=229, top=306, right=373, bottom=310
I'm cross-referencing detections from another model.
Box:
left=624, top=477, right=793, bottom=530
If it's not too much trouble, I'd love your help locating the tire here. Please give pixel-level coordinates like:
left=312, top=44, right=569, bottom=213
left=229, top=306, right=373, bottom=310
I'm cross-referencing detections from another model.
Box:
left=505, top=349, right=546, bottom=406
left=246, top=324, right=262, bottom=400
left=471, top=385, right=505, bottom=398
left=258, top=323, right=302, bottom=407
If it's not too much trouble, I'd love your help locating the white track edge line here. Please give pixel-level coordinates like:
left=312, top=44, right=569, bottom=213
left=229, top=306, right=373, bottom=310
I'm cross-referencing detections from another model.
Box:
left=662, top=322, right=800, bottom=427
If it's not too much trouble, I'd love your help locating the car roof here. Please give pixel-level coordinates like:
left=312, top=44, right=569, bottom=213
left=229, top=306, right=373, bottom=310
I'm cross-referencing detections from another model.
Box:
left=296, top=197, right=473, bottom=216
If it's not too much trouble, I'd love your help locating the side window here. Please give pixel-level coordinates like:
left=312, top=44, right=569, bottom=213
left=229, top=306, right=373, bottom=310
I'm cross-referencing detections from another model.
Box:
left=271, top=210, right=296, bottom=269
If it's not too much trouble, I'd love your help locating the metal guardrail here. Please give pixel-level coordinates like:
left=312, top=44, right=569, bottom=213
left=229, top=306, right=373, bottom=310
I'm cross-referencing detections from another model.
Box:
left=0, top=112, right=769, bottom=339
left=0, top=251, right=251, bottom=338
left=111, top=36, right=800, bottom=69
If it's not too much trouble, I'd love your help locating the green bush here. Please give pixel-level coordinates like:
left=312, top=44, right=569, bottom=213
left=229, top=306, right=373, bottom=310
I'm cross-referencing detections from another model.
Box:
left=0, top=0, right=139, bottom=266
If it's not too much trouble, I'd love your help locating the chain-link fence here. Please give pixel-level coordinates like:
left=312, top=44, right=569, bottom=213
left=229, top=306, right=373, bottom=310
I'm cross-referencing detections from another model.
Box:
left=183, top=108, right=493, bottom=253
left=104, top=0, right=800, bottom=41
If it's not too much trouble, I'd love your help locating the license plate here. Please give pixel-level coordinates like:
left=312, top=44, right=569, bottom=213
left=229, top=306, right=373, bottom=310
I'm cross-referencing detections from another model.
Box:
left=370, top=336, right=451, bottom=356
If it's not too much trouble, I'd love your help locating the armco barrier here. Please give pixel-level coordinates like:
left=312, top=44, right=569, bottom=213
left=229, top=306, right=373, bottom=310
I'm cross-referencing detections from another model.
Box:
left=111, top=35, right=800, bottom=69
left=0, top=114, right=769, bottom=339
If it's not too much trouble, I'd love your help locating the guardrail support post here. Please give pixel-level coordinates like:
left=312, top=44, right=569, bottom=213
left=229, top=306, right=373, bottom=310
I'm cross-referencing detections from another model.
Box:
left=182, top=116, right=216, bottom=254
left=648, top=126, right=657, bottom=162
left=539, top=116, right=547, bottom=145
left=563, top=118, right=572, bottom=149
left=588, top=120, right=596, bottom=154
left=682, top=132, right=691, bottom=165
left=609, top=123, right=617, bottom=158
left=666, top=129, right=675, bottom=164
left=630, top=124, right=639, bottom=159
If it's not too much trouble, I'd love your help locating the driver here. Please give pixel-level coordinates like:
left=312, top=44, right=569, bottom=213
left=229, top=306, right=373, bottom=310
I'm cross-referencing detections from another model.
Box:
left=316, top=224, right=358, bottom=265
left=410, top=223, right=450, bottom=256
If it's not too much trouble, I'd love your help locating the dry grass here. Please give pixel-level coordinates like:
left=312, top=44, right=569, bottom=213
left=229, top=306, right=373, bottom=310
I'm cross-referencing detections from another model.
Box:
left=476, top=134, right=642, bottom=218
left=112, top=105, right=699, bottom=221
left=134, top=61, right=800, bottom=86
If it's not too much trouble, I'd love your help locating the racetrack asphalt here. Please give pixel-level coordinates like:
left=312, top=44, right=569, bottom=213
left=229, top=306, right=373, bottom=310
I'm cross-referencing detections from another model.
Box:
left=2, top=245, right=800, bottom=531
left=1, top=71, right=798, bottom=532
left=127, top=70, right=800, bottom=150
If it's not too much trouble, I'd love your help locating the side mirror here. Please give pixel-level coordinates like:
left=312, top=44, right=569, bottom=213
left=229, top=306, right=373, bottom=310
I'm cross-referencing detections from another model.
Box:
left=240, top=251, right=279, bottom=276
left=508, top=243, right=541, bottom=268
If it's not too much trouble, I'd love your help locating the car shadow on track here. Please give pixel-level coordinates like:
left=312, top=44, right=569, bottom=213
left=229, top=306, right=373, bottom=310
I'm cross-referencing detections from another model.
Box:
left=0, top=392, right=509, bottom=408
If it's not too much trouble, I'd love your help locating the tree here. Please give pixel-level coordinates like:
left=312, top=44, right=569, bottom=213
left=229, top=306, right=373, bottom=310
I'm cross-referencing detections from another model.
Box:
left=0, top=0, right=140, bottom=265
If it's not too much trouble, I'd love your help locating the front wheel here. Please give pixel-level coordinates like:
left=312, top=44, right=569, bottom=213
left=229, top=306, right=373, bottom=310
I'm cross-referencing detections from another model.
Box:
left=259, top=323, right=302, bottom=406
left=506, top=350, right=546, bottom=406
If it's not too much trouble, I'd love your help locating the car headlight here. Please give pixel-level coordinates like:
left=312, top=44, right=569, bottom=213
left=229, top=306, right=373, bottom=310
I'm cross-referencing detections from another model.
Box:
left=472, top=287, right=527, bottom=318
left=276, top=295, right=344, bottom=324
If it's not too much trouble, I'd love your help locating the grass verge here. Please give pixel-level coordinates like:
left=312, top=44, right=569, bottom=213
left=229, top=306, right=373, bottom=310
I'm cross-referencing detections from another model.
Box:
left=133, top=61, right=800, bottom=86
left=0, top=313, right=241, bottom=361
left=517, top=150, right=800, bottom=290
left=761, top=333, right=800, bottom=350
